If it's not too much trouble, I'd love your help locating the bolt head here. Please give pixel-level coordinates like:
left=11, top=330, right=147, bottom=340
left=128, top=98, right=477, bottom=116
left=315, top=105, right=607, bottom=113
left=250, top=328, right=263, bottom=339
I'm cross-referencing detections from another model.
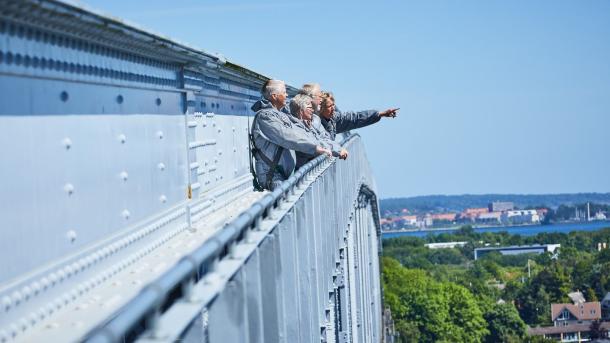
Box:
left=62, top=137, right=72, bottom=150
left=66, top=230, right=77, bottom=242
left=11, top=292, right=22, bottom=305
left=2, top=296, right=11, bottom=311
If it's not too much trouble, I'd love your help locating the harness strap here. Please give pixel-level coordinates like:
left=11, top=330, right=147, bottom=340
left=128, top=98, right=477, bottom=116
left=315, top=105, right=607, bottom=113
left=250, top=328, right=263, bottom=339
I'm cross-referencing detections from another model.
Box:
left=249, top=113, right=286, bottom=190
left=264, top=145, right=284, bottom=190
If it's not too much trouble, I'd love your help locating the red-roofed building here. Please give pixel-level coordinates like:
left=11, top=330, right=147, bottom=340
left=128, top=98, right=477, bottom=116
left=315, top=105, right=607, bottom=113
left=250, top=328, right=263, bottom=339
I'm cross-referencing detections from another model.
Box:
left=460, top=208, right=489, bottom=222
left=528, top=295, right=607, bottom=342
left=401, top=215, right=417, bottom=226
left=464, top=207, right=489, bottom=216
left=430, top=213, right=457, bottom=221
left=552, top=302, right=601, bottom=327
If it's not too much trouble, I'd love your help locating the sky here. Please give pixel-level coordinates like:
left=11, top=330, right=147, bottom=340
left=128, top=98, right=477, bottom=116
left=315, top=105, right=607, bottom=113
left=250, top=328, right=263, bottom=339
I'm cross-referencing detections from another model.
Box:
left=79, top=0, right=610, bottom=198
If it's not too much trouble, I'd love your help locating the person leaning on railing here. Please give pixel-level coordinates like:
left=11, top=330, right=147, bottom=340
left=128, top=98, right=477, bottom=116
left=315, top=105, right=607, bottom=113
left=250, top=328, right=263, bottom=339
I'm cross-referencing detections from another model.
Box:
left=288, top=94, right=347, bottom=170
left=299, top=83, right=349, bottom=160
left=318, top=91, right=400, bottom=141
left=250, top=80, right=332, bottom=191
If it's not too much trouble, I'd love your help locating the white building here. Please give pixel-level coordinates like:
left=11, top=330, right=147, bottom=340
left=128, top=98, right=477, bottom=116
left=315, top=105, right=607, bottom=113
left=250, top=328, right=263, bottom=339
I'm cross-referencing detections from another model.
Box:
left=502, top=210, right=540, bottom=224
left=424, top=241, right=468, bottom=249
left=477, top=212, right=502, bottom=224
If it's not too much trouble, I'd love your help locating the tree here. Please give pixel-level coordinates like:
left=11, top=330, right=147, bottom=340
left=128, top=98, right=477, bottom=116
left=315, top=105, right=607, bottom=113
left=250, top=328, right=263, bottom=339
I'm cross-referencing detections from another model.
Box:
left=589, top=319, right=608, bottom=340
left=395, top=321, right=420, bottom=343
left=444, top=282, right=489, bottom=342
left=484, top=303, right=527, bottom=343
left=382, top=257, right=488, bottom=342
left=517, top=286, right=551, bottom=325
left=458, top=225, right=475, bottom=236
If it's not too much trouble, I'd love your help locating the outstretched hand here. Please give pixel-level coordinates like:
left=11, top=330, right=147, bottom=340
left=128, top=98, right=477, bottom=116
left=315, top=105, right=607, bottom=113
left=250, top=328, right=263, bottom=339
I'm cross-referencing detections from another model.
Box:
left=379, top=108, right=400, bottom=118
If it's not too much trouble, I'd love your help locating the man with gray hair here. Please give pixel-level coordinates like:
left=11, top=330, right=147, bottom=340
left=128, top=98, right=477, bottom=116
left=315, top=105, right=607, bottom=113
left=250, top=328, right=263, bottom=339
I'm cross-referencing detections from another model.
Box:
left=289, top=94, right=346, bottom=169
left=299, top=83, right=322, bottom=113
left=299, top=84, right=349, bottom=159
left=250, top=79, right=331, bottom=191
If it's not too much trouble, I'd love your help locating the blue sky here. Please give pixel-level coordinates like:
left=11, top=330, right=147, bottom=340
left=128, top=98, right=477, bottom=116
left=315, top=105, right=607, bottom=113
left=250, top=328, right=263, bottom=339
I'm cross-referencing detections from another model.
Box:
left=80, top=0, right=610, bottom=198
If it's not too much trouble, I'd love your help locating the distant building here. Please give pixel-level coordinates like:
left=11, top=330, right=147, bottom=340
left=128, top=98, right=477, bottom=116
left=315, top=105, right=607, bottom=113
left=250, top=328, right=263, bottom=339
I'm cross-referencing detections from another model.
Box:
left=424, top=241, right=467, bottom=249
left=430, top=213, right=457, bottom=222
left=401, top=215, right=417, bottom=226
left=594, top=211, right=608, bottom=221
left=502, top=209, right=540, bottom=224
left=529, top=322, right=610, bottom=342
left=476, top=211, right=502, bottom=224
left=537, top=208, right=549, bottom=221
left=552, top=302, right=601, bottom=327
left=423, top=215, right=433, bottom=227
left=528, top=294, right=607, bottom=342
left=460, top=208, right=489, bottom=222
left=474, top=244, right=560, bottom=260
left=489, top=201, right=514, bottom=212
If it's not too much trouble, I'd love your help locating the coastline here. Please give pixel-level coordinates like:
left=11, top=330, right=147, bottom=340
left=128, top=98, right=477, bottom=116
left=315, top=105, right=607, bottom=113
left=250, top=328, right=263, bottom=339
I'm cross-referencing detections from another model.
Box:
left=381, top=220, right=610, bottom=236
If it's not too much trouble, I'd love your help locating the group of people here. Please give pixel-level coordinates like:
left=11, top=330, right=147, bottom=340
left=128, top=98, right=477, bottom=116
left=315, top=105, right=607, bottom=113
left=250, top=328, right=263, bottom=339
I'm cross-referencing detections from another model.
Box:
left=250, top=79, right=399, bottom=191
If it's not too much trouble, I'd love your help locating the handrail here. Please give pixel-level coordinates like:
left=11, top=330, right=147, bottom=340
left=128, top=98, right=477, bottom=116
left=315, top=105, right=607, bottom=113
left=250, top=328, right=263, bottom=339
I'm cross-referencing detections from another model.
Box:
left=84, top=134, right=361, bottom=342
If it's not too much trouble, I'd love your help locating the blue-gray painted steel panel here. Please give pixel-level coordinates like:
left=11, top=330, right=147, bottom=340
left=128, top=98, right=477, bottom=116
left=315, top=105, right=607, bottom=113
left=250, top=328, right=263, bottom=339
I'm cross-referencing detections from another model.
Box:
left=259, top=234, right=281, bottom=342
left=277, top=213, right=300, bottom=341
left=244, top=251, right=264, bottom=343
left=207, top=271, right=248, bottom=343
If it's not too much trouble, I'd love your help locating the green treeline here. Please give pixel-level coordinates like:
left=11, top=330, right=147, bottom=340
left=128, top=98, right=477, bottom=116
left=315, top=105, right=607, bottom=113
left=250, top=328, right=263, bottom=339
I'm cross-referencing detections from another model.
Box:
left=382, top=226, right=610, bottom=342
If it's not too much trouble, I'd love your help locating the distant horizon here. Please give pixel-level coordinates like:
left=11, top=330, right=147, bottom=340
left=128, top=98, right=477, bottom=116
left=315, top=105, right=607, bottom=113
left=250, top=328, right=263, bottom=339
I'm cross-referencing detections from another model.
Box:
left=382, top=191, right=610, bottom=200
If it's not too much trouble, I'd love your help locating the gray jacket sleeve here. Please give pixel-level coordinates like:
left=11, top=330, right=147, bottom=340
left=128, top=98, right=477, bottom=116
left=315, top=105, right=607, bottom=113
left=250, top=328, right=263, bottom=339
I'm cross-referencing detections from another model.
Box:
left=257, top=112, right=318, bottom=155
left=334, top=110, right=381, bottom=134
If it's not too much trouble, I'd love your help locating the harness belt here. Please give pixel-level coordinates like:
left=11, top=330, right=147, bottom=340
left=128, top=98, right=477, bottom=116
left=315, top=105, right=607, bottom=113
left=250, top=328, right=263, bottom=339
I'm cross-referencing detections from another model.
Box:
left=248, top=132, right=287, bottom=191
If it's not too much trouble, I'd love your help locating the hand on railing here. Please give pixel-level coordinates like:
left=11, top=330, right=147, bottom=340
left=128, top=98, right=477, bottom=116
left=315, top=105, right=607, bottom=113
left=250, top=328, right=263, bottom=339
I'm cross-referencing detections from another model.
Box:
left=339, top=148, right=349, bottom=160
left=315, top=146, right=332, bottom=158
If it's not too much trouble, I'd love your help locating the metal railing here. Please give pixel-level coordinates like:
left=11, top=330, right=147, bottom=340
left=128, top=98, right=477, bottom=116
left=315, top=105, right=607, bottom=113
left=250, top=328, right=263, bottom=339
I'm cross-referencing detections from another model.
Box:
left=86, top=134, right=383, bottom=343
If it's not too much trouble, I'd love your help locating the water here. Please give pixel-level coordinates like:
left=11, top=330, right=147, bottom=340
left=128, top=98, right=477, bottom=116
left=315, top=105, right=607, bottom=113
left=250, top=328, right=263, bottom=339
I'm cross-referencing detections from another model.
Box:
left=381, top=220, right=610, bottom=239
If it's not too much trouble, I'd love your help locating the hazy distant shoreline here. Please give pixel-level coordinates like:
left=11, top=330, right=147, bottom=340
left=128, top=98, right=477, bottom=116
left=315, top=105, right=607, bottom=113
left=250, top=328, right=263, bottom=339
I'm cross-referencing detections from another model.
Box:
left=382, top=220, right=610, bottom=238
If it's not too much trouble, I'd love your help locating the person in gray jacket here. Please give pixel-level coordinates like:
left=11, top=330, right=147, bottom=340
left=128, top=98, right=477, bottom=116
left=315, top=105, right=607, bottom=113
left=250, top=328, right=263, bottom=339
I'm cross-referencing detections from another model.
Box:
left=318, top=91, right=399, bottom=140
left=299, top=84, right=349, bottom=159
left=289, top=94, right=347, bottom=169
left=251, top=80, right=331, bottom=191
left=299, top=83, right=323, bottom=113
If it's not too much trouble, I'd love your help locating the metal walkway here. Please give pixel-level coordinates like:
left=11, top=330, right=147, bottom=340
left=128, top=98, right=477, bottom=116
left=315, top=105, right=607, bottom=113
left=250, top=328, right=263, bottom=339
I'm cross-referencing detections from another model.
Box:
left=0, top=1, right=383, bottom=342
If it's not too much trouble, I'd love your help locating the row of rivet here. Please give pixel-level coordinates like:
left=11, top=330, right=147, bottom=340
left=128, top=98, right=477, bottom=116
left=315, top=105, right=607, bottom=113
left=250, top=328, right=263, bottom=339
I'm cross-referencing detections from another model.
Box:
left=0, top=51, right=179, bottom=87
left=0, top=21, right=176, bottom=70
left=0, top=208, right=186, bottom=319
left=0, top=220, right=190, bottom=342
left=51, top=89, right=165, bottom=106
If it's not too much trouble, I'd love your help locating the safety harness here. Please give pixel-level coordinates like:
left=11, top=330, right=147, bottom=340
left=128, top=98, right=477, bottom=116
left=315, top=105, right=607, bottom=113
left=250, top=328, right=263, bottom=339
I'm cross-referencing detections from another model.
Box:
left=248, top=114, right=286, bottom=191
